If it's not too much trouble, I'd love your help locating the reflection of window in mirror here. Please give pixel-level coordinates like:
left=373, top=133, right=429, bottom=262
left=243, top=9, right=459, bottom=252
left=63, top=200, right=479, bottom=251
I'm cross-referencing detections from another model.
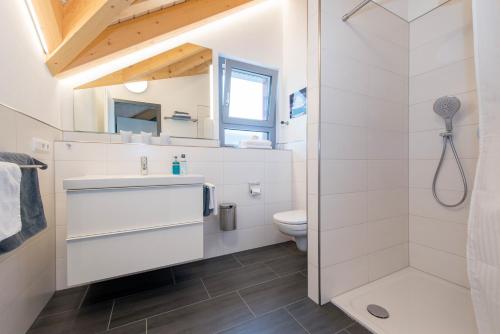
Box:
left=113, top=100, right=161, bottom=136
left=219, top=57, right=278, bottom=148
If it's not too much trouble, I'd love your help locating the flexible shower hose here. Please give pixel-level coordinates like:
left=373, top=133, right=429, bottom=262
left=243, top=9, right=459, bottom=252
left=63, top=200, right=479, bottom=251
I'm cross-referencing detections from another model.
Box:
left=432, top=133, right=468, bottom=207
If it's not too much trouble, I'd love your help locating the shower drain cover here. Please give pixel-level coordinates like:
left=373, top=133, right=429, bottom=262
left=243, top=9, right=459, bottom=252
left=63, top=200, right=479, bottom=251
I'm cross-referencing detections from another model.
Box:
left=367, top=304, right=390, bottom=319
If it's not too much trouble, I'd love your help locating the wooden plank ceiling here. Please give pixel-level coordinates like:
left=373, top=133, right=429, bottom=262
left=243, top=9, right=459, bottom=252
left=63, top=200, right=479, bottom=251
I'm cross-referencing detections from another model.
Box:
left=77, top=43, right=212, bottom=89
left=29, top=0, right=254, bottom=76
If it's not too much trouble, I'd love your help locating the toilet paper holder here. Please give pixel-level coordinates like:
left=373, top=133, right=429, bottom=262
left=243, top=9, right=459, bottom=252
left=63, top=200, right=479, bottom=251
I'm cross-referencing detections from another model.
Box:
left=249, top=182, right=261, bottom=196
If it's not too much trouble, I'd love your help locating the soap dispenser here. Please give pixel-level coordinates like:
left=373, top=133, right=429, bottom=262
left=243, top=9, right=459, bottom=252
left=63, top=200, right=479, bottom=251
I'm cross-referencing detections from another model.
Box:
left=172, top=156, right=180, bottom=175
left=180, top=154, right=188, bottom=175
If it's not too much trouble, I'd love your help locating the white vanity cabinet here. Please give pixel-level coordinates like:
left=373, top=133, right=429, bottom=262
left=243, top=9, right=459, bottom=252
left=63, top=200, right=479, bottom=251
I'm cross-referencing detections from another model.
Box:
left=63, top=175, right=204, bottom=286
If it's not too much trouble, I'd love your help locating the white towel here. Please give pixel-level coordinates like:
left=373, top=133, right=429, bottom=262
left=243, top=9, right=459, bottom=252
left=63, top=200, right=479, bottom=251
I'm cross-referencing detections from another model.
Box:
left=205, top=183, right=217, bottom=215
left=244, top=139, right=272, bottom=146
left=0, top=162, right=22, bottom=242
left=239, top=144, right=272, bottom=150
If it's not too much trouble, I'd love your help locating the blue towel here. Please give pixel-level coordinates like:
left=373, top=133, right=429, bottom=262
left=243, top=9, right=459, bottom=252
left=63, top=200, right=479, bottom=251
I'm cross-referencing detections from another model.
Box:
left=0, top=153, right=47, bottom=254
left=203, top=185, right=211, bottom=217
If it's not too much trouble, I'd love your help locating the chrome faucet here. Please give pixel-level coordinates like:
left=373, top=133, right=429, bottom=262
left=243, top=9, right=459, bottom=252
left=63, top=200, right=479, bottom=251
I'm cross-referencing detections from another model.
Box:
left=140, top=156, right=148, bottom=175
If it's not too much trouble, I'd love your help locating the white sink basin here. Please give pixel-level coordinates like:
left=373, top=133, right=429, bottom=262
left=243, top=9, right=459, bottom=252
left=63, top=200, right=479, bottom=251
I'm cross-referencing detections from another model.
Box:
left=63, top=174, right=204, bottom=190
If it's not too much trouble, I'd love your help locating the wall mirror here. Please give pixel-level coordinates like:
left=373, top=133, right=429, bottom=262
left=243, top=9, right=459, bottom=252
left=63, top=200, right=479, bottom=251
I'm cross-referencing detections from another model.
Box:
left=73, top=43, right=214, bottom=139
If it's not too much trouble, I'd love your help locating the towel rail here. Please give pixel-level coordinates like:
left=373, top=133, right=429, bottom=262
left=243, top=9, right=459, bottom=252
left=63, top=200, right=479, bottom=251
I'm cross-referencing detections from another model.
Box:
left=17, top=159, right=47, bottom=170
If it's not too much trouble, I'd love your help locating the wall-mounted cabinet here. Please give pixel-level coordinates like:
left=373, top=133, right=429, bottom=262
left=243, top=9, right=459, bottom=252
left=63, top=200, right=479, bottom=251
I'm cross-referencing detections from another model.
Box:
left=63, top=174, right=204, bottom=286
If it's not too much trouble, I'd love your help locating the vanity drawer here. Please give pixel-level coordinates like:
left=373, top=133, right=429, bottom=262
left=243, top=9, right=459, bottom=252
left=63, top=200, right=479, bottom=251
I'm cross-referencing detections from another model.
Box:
left=66, top=184, right=202, bottom=237
left=67, top=222, right=203, bottom=286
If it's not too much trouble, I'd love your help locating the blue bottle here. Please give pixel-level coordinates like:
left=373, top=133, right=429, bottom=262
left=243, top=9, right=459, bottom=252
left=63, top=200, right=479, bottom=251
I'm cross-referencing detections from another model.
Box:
left=172, top=156, right=180, bottom=175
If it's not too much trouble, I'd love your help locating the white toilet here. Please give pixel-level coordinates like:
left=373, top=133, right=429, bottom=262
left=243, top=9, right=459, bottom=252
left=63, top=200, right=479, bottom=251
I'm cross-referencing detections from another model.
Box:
left=273, top=210, right=307, bottom=252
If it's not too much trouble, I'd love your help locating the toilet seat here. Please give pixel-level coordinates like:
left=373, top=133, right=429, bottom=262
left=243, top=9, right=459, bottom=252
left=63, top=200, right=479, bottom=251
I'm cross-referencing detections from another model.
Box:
left=273, top=210, right=307, bottom=225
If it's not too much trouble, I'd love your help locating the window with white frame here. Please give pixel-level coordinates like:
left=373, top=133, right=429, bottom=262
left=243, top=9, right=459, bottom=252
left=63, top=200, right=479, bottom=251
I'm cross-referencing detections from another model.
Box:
left=219, top=57, right=278, bottom=147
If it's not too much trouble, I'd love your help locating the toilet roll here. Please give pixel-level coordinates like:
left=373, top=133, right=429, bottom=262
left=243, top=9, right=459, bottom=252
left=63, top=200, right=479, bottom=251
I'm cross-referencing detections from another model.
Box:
left=249, top=182, right=261, bottom=196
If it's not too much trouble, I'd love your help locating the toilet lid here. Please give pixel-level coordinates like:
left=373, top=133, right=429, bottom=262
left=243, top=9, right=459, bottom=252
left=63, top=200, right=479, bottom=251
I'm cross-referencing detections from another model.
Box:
left=273, top=210, right=307, bottom=225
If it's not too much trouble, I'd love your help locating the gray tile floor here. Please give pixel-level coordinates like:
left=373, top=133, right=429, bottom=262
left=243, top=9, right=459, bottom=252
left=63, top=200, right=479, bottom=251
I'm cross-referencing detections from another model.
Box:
left=28, top=242, right=371, bottom=334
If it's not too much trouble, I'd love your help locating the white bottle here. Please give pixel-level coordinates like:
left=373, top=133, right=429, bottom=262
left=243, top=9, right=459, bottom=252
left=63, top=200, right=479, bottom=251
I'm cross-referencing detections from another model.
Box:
left=180, top=154, right=188, bottom=175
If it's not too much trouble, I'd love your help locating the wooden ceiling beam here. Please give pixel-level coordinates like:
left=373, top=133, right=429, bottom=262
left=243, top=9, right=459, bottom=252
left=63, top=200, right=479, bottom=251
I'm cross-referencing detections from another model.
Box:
left=76, top=43, right=209, bottom=89
left=46, top=0, right=134, bottom=75
left=175, top=60, right=211, bottom=77
left=62, top=0, right=254, bottom=73
left=141, top=49, right=212, bottom=81
left=29, top=0, right=64, bottom=53
left=121, top=43, right=205, bottom=81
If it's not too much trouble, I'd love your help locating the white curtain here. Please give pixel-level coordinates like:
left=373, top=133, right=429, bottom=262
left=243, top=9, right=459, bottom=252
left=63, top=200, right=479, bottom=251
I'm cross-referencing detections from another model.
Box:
left=467, top=1, right=500, bottom=333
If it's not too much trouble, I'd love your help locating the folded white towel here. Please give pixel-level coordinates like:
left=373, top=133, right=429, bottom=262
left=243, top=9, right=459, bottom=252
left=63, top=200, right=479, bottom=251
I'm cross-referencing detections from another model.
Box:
left=0, top=162, right=22, bottom=242
left=205, top=182, right=217, bottom=215
left=239, top=143, right=272, bottom=150
left=240, top=139, right=272, bottom=146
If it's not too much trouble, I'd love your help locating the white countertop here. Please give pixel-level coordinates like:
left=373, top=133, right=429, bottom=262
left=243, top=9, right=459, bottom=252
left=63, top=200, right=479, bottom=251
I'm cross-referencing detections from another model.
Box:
left=63, top=174, right=204, bottom=190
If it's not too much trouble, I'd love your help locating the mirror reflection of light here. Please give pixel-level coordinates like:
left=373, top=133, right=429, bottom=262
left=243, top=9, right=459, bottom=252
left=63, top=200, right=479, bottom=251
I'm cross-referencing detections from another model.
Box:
left=124, top=81, right=148, bottom=93
left=61, top=0, right=275, bottom=87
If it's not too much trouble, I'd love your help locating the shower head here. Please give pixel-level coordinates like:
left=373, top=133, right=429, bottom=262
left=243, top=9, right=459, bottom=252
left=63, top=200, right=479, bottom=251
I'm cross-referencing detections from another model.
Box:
left=434, top=96, right=461, bottom=132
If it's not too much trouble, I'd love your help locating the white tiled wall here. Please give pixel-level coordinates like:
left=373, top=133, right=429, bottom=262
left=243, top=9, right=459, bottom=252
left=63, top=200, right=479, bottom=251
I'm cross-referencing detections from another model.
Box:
left=0, top=104, right=61, bottom=334
left=408, top=0, right=477, bottom=288
left=317, top=0, right=409, bottom=303
left=281, top=0, right=308, bottom=212
left=54, top=141, right=291, bottom=290
left=308, top=0, right=478, bottom=304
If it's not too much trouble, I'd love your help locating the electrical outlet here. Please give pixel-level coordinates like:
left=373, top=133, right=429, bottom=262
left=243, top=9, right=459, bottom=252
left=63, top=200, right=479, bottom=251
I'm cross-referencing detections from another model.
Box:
left=32, top=138, right=50, bottom=153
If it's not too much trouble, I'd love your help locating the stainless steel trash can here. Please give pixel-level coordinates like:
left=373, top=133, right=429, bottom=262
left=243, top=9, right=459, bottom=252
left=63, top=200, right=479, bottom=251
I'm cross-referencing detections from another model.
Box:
left=219, top=203, right=236, bottom=231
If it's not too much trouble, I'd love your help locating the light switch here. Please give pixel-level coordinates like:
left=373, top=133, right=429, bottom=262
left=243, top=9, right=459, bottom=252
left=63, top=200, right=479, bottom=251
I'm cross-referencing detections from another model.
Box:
left=32, top=138, right=50, bottom=153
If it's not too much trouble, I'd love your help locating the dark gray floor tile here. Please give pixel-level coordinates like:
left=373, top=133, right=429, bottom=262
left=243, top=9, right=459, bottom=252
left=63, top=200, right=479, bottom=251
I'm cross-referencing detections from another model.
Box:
left=219, top=309, right=306, bottom=334
left=110, top=279, right=209, bottom=328
left=266, top=253, right=307, bottom=276
left=28, top=301, right=113, bottom=334
left=27, top=310, right=75, bottom=334
left=233, top=244, right=290, bottom=265
left=173, top=255, right=242, bottom=282
left=38, top=285, right=88, bottom=317
left=281, top=241, right=304, bottom=255
left=147, top=292, right=254, bottom=334
left=346, top=323, right=373, bottom=334
left=99, top=320, right=146, bottom=334
left=286, top=299, right=354, bottom=334
left=83, top=267, right=174, bottom=306
left=202, top=263, right=277, bottom=297
left=239, top=273, right=307, bottom=315
left=301, top=270, right=307, bottom=277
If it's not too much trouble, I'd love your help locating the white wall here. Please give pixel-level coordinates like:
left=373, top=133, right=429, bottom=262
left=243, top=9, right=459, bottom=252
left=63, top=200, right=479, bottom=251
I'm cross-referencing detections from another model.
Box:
left=408, top=0, right=477, bottom=288
left=309, top=0, right=478, bottom=304
left=311, top=0, right=410, bottom=303
left=0, top=106, right=61, bottom=334
left=54, top=142, right=291, bottom=289
left=373, top=0, right=451, bottom=21
left=281, top=0, right=308, bottom=211
left=0, top=1, right=69, bottom=128
left=0, top=2, right=67, bottom=333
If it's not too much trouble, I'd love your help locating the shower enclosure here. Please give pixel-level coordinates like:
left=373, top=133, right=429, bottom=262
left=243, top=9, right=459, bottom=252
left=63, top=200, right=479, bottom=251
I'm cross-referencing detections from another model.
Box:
left=306, top=0, right=486, bottom=333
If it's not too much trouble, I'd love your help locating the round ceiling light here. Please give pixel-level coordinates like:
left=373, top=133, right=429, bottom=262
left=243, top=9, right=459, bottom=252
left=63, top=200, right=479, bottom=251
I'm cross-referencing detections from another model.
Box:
left=124, top=81, right=148, bottom=93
